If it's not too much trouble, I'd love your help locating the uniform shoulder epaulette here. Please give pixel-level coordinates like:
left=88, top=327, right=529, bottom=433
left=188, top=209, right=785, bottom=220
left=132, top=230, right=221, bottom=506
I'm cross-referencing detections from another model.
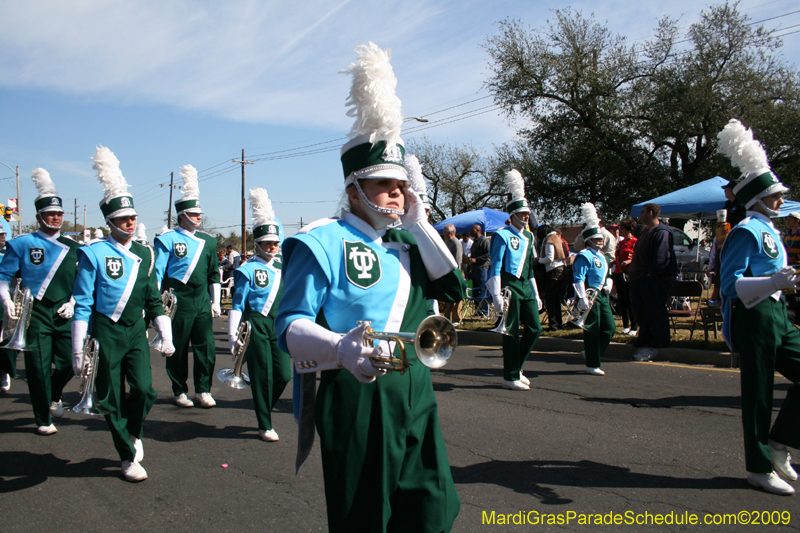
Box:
left=298, top=217, right=338, bottom=235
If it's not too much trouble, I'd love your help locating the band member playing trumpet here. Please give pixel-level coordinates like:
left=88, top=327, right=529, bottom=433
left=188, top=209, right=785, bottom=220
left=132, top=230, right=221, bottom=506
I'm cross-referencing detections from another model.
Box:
left=717, top=119, right=800, bottom=496
left=572, top=203, right=614, bottom=376
left=276, top=43, right=464, bottom=532
left=228, top=188, right=291, bottom=442
left=154, top=165, right=221, bottom=409
left=488, top=169, right=542, bottom=391
left=0, top=168, right=79, bottom=434
left=72, top=146, right=174, bottom=482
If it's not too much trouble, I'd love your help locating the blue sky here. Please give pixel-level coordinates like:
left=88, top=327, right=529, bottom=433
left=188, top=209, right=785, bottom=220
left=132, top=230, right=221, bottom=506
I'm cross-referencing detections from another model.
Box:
left=1, top=0, right=798, bottom=243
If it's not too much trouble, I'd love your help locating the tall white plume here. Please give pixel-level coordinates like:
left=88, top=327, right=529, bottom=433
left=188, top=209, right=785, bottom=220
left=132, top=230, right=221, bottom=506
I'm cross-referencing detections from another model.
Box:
left=180, top=164, right=200, bottom=200
left=343, top=42, right=403, bottom=153
left=505, top=169, right=526, bottom=200
left=92, top=145, right=129, bottom=202
left=94, top=228, right=104, bottom=239
left=716, top=119, right=770, bottom=179
left=159, top=225, right=169, bottom=235
left=31, top=168, right=59, bottom=198
left=405, top=154, right=426, bottom=194
left=135, top=223, right=147, bottom=242
left=580, top=202, right=601, bottom=229
left=250, top=187, right=275, bottom=226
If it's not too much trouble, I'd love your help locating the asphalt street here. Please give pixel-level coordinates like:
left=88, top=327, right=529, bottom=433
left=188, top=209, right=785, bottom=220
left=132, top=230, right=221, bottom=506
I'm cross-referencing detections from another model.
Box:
left=1, top=317, right=798, bottom=532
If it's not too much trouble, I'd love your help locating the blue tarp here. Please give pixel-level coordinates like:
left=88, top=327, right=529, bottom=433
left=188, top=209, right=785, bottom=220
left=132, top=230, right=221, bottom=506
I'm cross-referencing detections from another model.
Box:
left=433, top=207, right=510, bottom=234
left=630, top=176, right=800, bottom=219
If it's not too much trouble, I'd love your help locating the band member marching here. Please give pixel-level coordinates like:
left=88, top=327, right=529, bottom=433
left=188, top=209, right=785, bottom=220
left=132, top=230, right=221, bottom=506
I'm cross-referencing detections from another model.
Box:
left=0, top=168, right=79, bottom=434
left=71, top=146, right=175, bottom=482
left=487, top=169, right=542, bottom=391
left=227, top=187, right=291, bottom=442
left=572, top=203, right=615, bottom=376
left=717, top=119, right=800, bottom=496
left=154, top=165, right=221, bottom=408
left=276, top=43, right=464, bottom=532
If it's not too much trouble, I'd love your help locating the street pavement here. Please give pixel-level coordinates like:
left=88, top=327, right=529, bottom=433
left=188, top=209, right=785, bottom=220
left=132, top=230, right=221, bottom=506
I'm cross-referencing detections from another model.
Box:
left=1, top=318, right=798, bottom=532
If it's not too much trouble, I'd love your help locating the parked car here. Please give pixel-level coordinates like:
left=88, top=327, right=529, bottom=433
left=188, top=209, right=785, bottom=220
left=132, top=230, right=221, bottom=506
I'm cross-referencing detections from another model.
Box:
left=669, top=226, right=711, bottom=288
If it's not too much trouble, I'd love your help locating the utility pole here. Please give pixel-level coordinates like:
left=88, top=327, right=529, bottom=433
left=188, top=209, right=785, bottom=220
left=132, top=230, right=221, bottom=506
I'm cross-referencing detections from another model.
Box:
left=83, top=205, right=87, bottom=238
left=159, top=172, right=179, bottom=229
left=74, top=199, right=78, bottom=233
left=232, top=150, right=254, bottom=255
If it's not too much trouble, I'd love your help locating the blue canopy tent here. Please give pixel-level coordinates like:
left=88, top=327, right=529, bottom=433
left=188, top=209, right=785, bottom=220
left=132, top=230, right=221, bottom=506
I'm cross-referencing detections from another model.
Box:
left=630, top=176, right=800, bottom=219
left=433, top=207, right=510, bottom=234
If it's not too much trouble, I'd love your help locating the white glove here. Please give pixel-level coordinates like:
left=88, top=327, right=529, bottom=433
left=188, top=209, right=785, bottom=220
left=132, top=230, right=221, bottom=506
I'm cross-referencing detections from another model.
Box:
left=604, top=278, right=613, bottom=294
left=400, top=187, right=427, bottom=229
left=487, top=275, right=504, bottom=314
left=71, top=320, right=89, bottom=377
left=154, top=315, right=175, bottom=356
left=0, top=280, right=17, bottom=320
left=2, top=299, right=16, bottom=321
left=210, top=283, right=221, bottom=318
left=530, top=278, right=542, bottom=311
left=57, top=298, right=75, bottom=319
left=336, top=323, right=384, bottom=384
left=578, top=297, right=590, bottom=311
left=228, top=309, right=242, bottom=355
left=771, top=266, right=800, bottom=290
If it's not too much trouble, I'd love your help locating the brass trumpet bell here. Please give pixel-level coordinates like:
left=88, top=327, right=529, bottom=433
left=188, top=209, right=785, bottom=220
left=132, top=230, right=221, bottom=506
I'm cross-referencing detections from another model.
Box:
left=217, top=320, right=252, bottom=389
left=363, top=315, right=458, bottom=374
left=1, top=284, right=33, bottom=352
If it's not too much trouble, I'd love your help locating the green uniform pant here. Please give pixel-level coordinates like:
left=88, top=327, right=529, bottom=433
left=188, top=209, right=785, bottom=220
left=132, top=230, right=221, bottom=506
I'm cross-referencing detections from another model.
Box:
left=244, top=312, right=291, bottom=431
left=93, top=313, right=157, bottom=462
left=502, top=274, right=542, bottom=382
left=732, top=298, right=800, bottom=473
left=582, top=293, right=615, bottom=369
left=5, top=299, right=73, bottom=427
left=316, top=358, right=460, bottom=532
left=166, top=286, right=216, bottom=395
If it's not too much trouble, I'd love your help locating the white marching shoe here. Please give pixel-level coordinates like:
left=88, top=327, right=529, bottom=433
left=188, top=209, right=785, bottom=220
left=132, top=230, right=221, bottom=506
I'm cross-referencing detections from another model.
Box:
left=122, top=460, right=148, bottom=482
left=195, top=392, right=216, bottom=408
left=747, top=472, right=795, bottom=495
left=1, top=372, right=10, bottom=392
left=259, top=429, right=279, bottom=442
left=519, top=373, right=530, bottom=386
left=770, top=441, right=798, bottom=482
left=502, top=379, right=530, bottom=391
left=131, top=436, right=144, bottom=463
left=37, top=424, right=57, bottom=436
left=50, top=400, right=64, bottom=418
left=584, top=367, right=605, bottom=376
left=173, top=393, right=194, bottom=408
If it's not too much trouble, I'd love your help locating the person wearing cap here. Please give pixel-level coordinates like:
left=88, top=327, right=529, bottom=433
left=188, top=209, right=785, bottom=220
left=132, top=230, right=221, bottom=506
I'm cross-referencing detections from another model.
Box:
left=783, top=212, right=800, bottom=265
left=228, top=188, right=291, bottom=443
left=572, top=203, right=615, bottom=376
left=154, top=165, right=221, bottom=409
left=488, top=169, right=542, bottom=391
left=71, top=146, right=174, bottom=482
left=717, top=119, right=800, bottom=496
left=276, top=43, right=463, bottom=532
left=0, top=169, right=79, bottom=434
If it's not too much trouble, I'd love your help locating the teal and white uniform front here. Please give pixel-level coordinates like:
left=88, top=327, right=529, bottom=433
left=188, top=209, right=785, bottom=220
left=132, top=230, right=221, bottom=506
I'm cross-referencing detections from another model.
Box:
left=573, top=247, right=615, bottom=369
left=276, top=212, right=464, bottom=532
left=720, top=212, right=800, bottom=475
left=488, top=224, right=542, bottom=381
left=73, top=236, right=163, bottom=462
left=0, top=231, right=79, bottom=427
left=154, top=227, right=220, bottom=396
left=231, top=255, right=291, bottom=433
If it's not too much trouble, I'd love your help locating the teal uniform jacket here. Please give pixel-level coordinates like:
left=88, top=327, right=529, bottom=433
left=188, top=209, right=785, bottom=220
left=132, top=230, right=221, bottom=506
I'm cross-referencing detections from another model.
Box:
left=0, top=231, right=79, bottom=425
left=154, top=227, right=220, bottom=395
left=276, top=212, right=464, bottom=533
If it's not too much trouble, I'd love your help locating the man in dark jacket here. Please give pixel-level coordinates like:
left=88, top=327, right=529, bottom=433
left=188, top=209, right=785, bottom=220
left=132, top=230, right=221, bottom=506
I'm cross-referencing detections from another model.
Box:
left=628, top=203, right=678, bottom=358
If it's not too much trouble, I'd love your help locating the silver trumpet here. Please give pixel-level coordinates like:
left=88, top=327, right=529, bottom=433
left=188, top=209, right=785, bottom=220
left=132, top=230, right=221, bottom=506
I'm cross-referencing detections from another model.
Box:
left=361, top=315, right=458, bottom=375
left=566, top=288, right=599, bottom=330
left=490, top=287, right=513, bottom=336
left=149, top=288, right=178, bottom=353
left=72, top=336, right=107, bottom=415
left=217, top=320, right=251, bottom=389
left=1, top=281, right=34, bottom=352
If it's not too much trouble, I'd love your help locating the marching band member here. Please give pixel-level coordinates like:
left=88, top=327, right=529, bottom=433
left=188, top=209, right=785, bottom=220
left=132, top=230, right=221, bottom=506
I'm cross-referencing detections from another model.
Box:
left=572, top=203, right=615, bottom=376
left=487, top=169, right=542, bottom=391
left=154, top=165, right=221, bottom=408
left=0, top=223, right=11, bottom=391
left=276, top=43, right=464, bottom=532
left=0, top=169, right=79, bottom=434
left=717, top=119, right=800, bottom=496
left=228, top=188, right=291, bottom=442
left=71, top=146, right=174, bottom=482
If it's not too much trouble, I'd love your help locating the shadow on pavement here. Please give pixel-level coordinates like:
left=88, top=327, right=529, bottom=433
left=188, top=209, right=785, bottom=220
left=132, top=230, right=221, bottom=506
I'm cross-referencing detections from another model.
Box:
left=0, top=452, right=119, bottom=493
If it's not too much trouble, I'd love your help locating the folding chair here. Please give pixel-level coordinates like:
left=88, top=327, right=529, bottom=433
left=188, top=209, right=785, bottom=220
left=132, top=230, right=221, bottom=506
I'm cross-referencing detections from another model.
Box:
left=699, top=306, right=724, bottom=341
left=220, top=276, right=235, bottom=300
left=667, top=280, right=704, bottom=340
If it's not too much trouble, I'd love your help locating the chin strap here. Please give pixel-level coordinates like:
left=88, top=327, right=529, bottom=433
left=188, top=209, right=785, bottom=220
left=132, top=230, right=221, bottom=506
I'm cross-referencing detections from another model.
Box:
left=352, top=178, right=405, bottom=216
left=37, top=214, right=63, bottom=231
left=756, top=198, right=781, bottom=218
left=510, top=212, right=527, bottom=230
left=107, top=219, right=136, bottom=237
left=179, top=213, right=201, bottom=230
